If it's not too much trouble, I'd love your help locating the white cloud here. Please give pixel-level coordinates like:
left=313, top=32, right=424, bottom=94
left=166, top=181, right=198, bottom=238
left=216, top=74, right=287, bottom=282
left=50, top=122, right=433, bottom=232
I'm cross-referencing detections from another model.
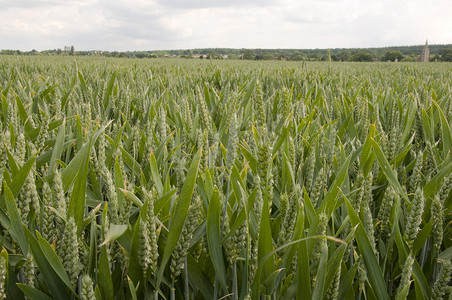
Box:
left=0, top=0, right=450, bottom=51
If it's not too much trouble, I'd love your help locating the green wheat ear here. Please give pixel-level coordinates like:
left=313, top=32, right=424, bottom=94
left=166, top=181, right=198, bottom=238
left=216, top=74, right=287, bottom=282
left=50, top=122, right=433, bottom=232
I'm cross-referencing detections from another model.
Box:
left=326, top=264, right=341, bottom=300
left=431, top=195, right=444, bottom=252
left=405, top=188, right=425, bottom=248
left=0, top=135, right=6, bottom=195
left=24, top=252, right=36, bottom=288
left=396, top=254, right=414, bottom=299
left=41, top=181, right=53, bottom=236
left=0, top=250, right=7, bottom=300
left=378, top=185, right=396, bottom=237
left=311, top=213, right=328, bottom=282
left=432, top=260, right=452, bottom=300
left=170, top=196, right=201, bottom=282
left=60, top=217, right=81, bottom=286
left=80, top=274, right=95, bottom=300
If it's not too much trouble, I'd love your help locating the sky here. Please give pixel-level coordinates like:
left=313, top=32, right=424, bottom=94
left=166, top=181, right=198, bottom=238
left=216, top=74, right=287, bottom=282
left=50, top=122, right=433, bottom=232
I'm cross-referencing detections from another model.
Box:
left=1, top=0, right=451, bottom=51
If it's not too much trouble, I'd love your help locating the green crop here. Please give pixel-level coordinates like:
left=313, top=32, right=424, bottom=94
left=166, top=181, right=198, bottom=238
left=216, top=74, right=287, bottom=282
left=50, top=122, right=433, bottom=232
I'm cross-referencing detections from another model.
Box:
left=0, top=56, right=451, bottom=299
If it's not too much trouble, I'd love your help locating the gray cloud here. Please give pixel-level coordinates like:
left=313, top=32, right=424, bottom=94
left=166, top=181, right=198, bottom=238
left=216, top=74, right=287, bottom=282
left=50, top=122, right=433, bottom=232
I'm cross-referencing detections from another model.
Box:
left=0, top=0, right=450, bottom=51
left=154, top=0, right=275, bottom=9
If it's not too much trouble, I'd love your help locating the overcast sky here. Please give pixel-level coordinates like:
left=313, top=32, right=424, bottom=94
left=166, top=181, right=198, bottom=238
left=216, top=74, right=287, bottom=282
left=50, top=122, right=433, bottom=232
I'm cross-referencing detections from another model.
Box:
left=1, top=0, right=451, bottom=51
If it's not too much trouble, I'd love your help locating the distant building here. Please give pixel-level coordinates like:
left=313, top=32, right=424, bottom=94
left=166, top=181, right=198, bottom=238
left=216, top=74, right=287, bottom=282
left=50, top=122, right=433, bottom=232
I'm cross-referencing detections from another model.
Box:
left=421, top=40, right=430, bottom=62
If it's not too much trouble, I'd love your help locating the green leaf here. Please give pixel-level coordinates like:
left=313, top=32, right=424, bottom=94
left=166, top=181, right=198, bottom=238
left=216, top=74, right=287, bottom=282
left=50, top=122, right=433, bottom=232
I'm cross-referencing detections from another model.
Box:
left=36, top=232, right=73, bottom=291
left=186, top=255, right=214, bottom=300
left=61, top=141, right=90, bottom=192
left=337, top=261, right=359, bottom=300
left=433, top=100, right=452, bottom=158
left=149, top=152, right=164, bottom=196
left=127, top=214, right=144, bottom=289
left=222, top=188, right=256, bottom=243
left=396, top=282, right=411, bottom=300
left=98, top=245, right=114, bottom=300
left=120, top=188, right=143, bottom=207
left=67, top=140, right=90, bottom=232
left=24, top=229, right=71, bottom=299
left=114, top=157, right=125, bottom=207
left=423, top=160, right=452, bottom=198
left=360, top=128, right=375, bottom=170
left=412, top=220, right=432, bottom=255
left=206, top=187, right=228, bottom=292
left=238, top=142, right=258, bottom=175
left=67, top=122, right=111, bottom=232
left=156, top=150, right=201, bottom=287
left=95, top=285, right=102, bottom=300
left=323, top=242, right=348, bottom=298
left=4, top=184, right=28, bottom=255
left=6, top=150, right=19, bottom=176
left=116, top=228, right=133, bottom=254
left=103, top=71, right=117, bottom=109
left=321, top=154, right=351, bottom=217
left=155, top=188, right=177, bottom=214
left=241, top=76, right=257, bottom=109
left=281, top=202, right=304, bottom=286
left=253, top=178, right=275, bottom=297
left=344, top=195, right=389, bottom=300
left=88, top=213, right=98, bottom=276
left=421, top=108, right=434, bottom=145
left=17, top=284, right=52, bottom=300
left=311, top=242, right=328, bottom=300
left=394, top=220, right=431, bottom=299
left=15, top=95, right=33, bottom=133
left=48, top=119, right=66, bottom=177
left=272, top=125, right=289, bottom=156
left=9, top=155, right=36, bottom=198
left=127, top=276, right=138, bottom=300
left=99, top=224, right=128, bottom=246
left=77, top=70, right=88, bottom=96
left=61, top=77, right=75, bottom=109
left=439, top=247, right=452, bottom=260
left=370, top=138, right=405, bottom=197
left=62, top=120, right=112, bottom=192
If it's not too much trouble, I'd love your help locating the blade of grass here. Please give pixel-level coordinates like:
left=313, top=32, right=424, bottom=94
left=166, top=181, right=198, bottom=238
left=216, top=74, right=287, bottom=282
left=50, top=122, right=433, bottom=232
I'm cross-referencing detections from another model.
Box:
left=344, top=194, right=389, bottom=300
left=156, top=150, right=201, bottom=288
left=4, top=184, right=28, bottom=255
left=206, top=187, right=228, bottom=292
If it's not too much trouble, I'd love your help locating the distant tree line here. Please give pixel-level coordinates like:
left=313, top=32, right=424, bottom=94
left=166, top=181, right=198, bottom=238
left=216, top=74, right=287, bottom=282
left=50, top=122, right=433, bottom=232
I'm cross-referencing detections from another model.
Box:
left=1, top=45, right=452, bottom=62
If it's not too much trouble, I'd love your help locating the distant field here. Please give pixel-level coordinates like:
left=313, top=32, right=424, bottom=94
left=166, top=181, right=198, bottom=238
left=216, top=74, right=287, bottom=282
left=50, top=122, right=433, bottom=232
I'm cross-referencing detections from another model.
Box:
left=0, top=56, right=451, bottom=299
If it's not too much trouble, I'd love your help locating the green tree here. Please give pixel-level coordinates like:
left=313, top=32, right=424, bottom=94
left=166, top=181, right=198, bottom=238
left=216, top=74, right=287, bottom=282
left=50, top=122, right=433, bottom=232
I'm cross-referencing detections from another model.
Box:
left=135, top=52, right=149, bottom=58
left=349, top=51, right=373, bottom=62
left=242, top=49, right=253, bottom=60
left=384, top=51, right=404, bottom=62
left=308, top=53, right=320, bottom=61
left=441, top=49, right=452, bottom=62
left=337, top=51, right=351, bottom=61
left=401, top=54, right=416, bottom=62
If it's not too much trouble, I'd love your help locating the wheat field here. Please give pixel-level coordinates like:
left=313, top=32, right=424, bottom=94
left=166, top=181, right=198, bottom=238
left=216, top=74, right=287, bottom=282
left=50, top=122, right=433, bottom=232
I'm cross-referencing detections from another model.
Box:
left=0, top=56, right=451, bottom=299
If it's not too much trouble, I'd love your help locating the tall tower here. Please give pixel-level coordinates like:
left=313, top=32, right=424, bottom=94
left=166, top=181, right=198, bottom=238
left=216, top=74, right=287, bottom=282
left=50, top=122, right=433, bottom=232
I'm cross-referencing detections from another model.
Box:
left=421, top=40, right=430, bottom=62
